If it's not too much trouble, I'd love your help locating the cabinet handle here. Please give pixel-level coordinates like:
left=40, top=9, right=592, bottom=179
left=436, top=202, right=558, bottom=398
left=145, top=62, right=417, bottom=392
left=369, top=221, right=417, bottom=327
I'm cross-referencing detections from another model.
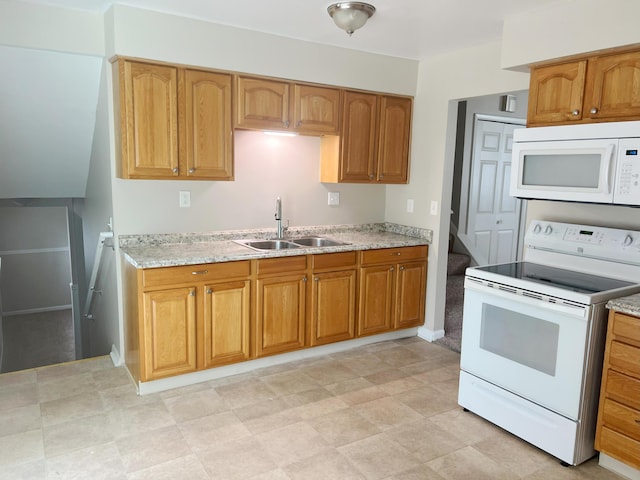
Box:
left=192, top=270, right=209, bottom=275
left=369, top=174, right=374, bottom=180
left=636, top=419, right=640, bottom=424
left=571, top=109, right=580, bottom=116
left=399, top=266, right=405, bottom=271
left=303, top=276, right=307, bottom=282
left=172, top=167, right=179, bottom=173
left=392, top=252, right=401, bottom=256
left=590, top=107, right=598, bottom=114
left=189, top=168, right=195, bottom=174
left=314, top=277, right=319, bottom=282
left=189, top=290, right=196, bottom=297
left=390, top=267, right=395, bottom=272
left=284, top=120, right=290, bottom=127
left=297, top=121, right=302, bottom=127
left=207, top=288, right=212, bottom=294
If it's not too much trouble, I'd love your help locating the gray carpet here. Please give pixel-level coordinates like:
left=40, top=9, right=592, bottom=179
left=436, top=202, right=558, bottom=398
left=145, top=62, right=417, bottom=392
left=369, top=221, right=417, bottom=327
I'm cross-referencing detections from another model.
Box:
left=1, top=309, right=75, bottom=373
left=435, top=253, right=469, bottom=353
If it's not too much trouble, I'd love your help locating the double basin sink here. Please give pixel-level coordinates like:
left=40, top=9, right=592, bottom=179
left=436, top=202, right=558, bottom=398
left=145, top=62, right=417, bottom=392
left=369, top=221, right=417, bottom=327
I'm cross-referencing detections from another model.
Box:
left=235, top=236, right=348, bottom=251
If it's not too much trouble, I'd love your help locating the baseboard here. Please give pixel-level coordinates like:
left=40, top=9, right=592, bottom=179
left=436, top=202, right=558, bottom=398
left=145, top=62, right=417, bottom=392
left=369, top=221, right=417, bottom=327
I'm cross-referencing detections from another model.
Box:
left=417, top=326, right=445, bottom=342
left=109, top=344, right=122, bottom=366
left=599, top=453, right=640, bottom=480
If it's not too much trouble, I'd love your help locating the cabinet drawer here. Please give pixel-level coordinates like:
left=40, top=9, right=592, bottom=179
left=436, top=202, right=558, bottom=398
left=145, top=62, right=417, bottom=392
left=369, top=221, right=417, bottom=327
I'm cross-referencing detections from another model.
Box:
left=361, top=246, right=427, bottom=265
left=613, top=313, right=640, bottom=344
left=143, top=261, right=250, bottom=288
left=256, top=256, right=307, bottom=276
left=605, top=370, right=640, bottom=410
left=609, top=340, right=640, bottom=378
left=601, top=398, right=640, bottom=442
left=312, top=251, right=357, bottom=270
left=598, top=426, right=640, bottom=470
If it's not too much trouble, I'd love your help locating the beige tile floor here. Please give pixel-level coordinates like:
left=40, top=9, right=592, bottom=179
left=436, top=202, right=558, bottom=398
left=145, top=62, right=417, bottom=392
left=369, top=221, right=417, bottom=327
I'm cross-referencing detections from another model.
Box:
left=0, top=337, right=625, bottom=480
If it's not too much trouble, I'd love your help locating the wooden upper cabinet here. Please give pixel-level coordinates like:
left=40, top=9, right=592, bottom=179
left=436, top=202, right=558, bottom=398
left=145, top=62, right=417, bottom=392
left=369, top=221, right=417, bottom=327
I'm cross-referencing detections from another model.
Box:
left=293, top=84, right=341, bottom=134
left=114, top=58, right=233, bottom=180
left=182, top=69, right=234, bottom=179
left=119, top=60, right=180, bottom=178
left=585, top=50, right=640, bottom=121
left=235, top=76, right=290, bottom=130
left=527, top=60, right=587, bottom=125
left=377, top=95, right=412, bottom=183
left=528, top=47, right=640, bottom=126
left=320, top=91, right=412, bottom=184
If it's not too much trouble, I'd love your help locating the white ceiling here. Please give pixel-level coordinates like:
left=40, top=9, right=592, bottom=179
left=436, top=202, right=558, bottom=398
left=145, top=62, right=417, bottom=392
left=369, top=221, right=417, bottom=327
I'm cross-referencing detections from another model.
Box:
left=25, top=0, right=567, bottom=60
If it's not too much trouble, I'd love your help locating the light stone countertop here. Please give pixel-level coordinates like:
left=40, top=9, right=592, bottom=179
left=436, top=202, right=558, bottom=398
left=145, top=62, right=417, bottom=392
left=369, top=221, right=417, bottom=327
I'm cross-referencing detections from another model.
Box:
left=607, top=293, right=640, bottom=318
left=120, top=223, right=432, bottom=269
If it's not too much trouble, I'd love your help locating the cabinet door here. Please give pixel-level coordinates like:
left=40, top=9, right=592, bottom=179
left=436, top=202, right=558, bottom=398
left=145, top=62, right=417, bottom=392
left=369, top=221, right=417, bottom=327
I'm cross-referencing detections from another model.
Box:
left=339, top=91, right=378, bottom=182
left=256, top=274, right=306, bottom=357
left=311, top=270, right=356, bottom=346
left=377, top=96, right=411, bottom=183
left=394, top=261, right=426, bottom=329
left=236, top=76, right=290, bottom=130
left=527, top=61, right=587, bottom=126
left=120, top=61, right=179, bottom=178
left=142, top=287, right=196, bottom=381
left=203, top=280, right=250, bottom=368
left=585, top=51, right=640, bottom=121
left=183, top=70, right=234, bottom=179
left=358, top=265, right=394, bottom=336
left=293, top=84, right=341, bottom=134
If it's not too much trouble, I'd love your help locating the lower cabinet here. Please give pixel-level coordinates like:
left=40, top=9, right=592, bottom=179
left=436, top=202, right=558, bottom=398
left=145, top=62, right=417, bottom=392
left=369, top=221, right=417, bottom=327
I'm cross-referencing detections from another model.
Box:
left=123, top=245, right=428, bottom=384
left=358, top=246, right=428, bottom=336
left=255, top=256, right=307, bottom=357
left=595, top=310, right=640, bottom=470
left=310, top=252, right=357, bottom=346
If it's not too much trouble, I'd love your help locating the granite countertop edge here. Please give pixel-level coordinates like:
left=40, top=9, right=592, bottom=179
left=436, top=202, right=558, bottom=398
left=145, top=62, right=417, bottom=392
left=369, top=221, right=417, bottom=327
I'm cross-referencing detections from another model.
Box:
left=120, top=222, right=433, bottom=269
left=607, top=293, right=640, bottom=317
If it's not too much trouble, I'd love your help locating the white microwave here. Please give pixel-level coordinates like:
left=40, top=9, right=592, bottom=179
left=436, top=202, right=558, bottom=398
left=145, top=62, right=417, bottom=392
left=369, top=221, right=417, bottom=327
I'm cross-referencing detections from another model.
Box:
left=510, top=121, right=640, bottom=205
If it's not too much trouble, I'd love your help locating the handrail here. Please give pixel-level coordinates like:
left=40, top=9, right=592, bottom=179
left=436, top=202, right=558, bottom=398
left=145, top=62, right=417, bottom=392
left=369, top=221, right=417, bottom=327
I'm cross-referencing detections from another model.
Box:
left=83, top=231, right=114, bottom=320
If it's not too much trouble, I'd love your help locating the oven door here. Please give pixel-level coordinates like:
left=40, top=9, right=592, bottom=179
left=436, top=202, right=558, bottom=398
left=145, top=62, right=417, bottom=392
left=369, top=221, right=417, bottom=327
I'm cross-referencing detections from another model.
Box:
left=460, top=278, right=591, bottom=420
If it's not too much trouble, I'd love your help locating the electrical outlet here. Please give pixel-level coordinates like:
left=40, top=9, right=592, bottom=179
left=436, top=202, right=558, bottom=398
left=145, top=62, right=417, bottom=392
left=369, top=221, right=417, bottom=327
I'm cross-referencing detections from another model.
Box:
left=430, top=200, right=438, bottom=215
left=179, top=191, right=191, bottom=208
left=328, top=192, right=340, bottom=206
left=406, top=199, right=414, bottom=213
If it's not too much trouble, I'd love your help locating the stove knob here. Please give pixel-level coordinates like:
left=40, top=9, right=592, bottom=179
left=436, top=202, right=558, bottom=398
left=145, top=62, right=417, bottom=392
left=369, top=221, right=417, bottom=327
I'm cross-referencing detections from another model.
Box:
left=624, top=234, right=634, bottom=246
left=544, top=225, right=553, bottom=235
left=533, top=223, right=542, bottom=234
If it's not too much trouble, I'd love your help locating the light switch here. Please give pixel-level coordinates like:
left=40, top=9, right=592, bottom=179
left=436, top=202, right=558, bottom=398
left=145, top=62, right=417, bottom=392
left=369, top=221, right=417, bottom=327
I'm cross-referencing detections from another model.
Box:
left=430, top=200, right=438, bottom=215
left=406, top=199, right=414, bottom=213
left=179, top=191, right=191, bottom=208
left=328, top=192, right=340, bottom=206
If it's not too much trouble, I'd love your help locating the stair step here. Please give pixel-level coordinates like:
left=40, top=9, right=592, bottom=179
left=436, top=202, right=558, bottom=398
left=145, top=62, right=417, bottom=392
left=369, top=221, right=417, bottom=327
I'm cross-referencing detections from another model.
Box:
left=448, top=253, right=470, bottom=276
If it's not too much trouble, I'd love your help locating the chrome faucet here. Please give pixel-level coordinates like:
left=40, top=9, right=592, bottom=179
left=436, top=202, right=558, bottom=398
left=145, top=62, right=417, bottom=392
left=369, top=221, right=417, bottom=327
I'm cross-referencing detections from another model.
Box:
left=275, top=197, right=287, bottom=239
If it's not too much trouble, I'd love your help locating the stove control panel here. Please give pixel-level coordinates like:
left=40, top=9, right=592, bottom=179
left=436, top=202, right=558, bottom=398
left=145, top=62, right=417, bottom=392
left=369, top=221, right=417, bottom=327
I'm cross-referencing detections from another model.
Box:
left=526, top=220, right=640, bottom=265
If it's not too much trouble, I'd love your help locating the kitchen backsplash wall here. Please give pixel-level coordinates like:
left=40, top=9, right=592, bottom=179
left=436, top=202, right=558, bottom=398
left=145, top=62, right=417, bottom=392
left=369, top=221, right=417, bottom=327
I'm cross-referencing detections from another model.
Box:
left=112, top=130, right=386, bottom=235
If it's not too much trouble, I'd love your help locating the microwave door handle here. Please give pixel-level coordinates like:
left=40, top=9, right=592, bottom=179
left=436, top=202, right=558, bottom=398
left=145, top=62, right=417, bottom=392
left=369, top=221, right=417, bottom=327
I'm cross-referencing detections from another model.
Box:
left=604, top=143, right=615, bottom=193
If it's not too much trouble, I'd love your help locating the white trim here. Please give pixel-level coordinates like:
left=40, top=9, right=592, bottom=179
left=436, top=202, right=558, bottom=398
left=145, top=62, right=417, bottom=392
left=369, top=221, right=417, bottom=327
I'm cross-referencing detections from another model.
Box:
left=3, top=305, right=72, bottom=316
left=0, top=247, right=69, bottom=255
left=134, top=328, right=418, bottom=395
left=417, top=326, right=445, bottom=341
left=109, top=344, right=122, bottom=366
left=599, top=453, right=640, bottom=480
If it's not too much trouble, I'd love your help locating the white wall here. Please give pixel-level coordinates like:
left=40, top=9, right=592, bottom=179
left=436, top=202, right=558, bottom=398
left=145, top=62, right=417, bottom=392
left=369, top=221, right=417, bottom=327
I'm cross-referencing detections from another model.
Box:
left=502, top=0, right=640, bottom=70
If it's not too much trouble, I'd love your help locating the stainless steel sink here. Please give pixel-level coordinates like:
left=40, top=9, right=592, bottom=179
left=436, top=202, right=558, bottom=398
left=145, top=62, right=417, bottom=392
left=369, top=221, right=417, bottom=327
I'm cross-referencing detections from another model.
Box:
left=234, top=239, right=301, bottom=251
left=291, top=236, right=348, bottom=247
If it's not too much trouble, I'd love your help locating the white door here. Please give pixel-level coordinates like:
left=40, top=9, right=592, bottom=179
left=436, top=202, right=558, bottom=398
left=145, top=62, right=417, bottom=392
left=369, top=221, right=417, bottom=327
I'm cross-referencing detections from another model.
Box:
left=467, top=119, right=523, bottom=265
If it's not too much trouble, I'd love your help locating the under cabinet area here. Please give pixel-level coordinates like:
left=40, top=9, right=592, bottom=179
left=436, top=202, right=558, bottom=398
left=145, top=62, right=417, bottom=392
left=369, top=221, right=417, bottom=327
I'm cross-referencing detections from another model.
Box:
left=595, top=310, right=640, bottom=470
left=527, top=47, right=640, bottom=126
left=123, top=244, right=428, bottom=387
left=113, top=58, right=234, bottom=180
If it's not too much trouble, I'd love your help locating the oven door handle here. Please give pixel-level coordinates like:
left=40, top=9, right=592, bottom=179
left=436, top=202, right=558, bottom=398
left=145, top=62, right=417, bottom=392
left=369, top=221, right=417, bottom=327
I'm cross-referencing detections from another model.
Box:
left=465, top=278, right=589, bottom=319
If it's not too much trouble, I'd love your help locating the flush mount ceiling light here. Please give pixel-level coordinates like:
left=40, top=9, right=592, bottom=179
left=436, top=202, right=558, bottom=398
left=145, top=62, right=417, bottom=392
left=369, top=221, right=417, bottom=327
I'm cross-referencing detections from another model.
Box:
left=327, top=2, right=376, bottom=36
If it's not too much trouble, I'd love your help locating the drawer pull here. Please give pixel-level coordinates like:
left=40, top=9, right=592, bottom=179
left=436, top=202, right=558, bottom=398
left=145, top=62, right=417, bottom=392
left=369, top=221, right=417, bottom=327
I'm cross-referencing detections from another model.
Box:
left=192, top=270, right=209, bottom=275
left=636, top=419, right=640, bottom=425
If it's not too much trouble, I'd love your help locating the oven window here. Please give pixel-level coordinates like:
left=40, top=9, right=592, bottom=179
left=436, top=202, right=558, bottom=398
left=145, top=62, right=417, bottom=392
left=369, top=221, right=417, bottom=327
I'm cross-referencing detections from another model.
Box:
left=522, top=153, right=600, bottom=187
left=479, top=304, right=559, bottom=376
